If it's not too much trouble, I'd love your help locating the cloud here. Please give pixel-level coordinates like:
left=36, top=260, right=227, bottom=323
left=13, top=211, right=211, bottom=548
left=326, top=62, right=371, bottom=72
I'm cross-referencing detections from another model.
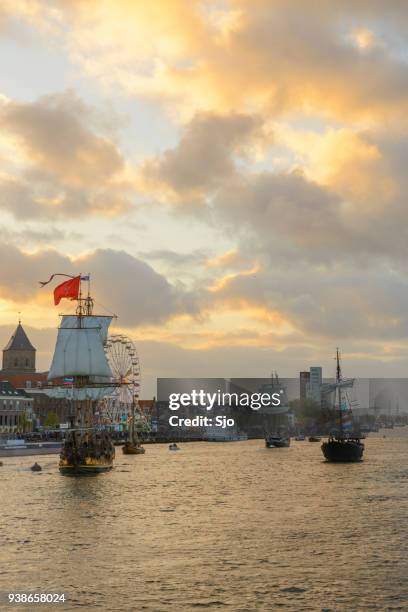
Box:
left=142, top=248, right=208, bottom=268
left=0, top=91, right=124, bottom=187
left=207, top=260, right=408, bottom=343
left=0, top=244, right=199, bottom=326
left=0, top=91, right=132, bottom=219
left=77, top=248, right=199, bottom=326
left=3, top=0, right=408, bottom=377
left=14, top=0, right=408, bottom=123
left=141, top=111, right=264, bottom=203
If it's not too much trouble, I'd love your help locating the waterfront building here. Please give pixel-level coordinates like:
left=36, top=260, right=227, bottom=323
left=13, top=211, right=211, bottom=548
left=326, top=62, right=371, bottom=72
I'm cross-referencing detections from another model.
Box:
left=299, top=371, right=310, bottom=403
left=0, top=380, right=33, bottom=433
left=308, top=366, right=323, bottom=405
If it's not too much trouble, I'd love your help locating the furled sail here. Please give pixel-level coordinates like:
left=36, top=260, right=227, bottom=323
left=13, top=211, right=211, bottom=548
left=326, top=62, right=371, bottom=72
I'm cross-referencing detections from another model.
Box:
left=44, top=385, right=116, bottom=401
left=58, top=315, right=112, bottom=343
left=48, top=315, right=113, bottom=380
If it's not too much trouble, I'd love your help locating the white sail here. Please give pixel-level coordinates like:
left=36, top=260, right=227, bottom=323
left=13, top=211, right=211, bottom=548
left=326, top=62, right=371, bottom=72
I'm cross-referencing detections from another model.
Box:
left=48, top=315, right=113, bottom=380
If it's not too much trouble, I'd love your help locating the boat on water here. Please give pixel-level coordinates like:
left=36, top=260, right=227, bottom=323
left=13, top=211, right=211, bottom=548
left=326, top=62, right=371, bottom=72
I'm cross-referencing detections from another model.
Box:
left=263, top=372, right=291, bottom=448
left=123, top=443, right=145, bottom=455
left=265, top=433, right=290, bottom=448
left=44, top=273, right=118, bottom=475
left=321, top=349, right=364, bottom=463
left=294, top=435, right=305, bottom=441
left=0, top=439, right=61, bottom=457
left=308, top=436, right=321, bottom=442
left=59, top=429, right=114, bottom=474
left=122, top=400, right=145, bottom=455
left=169, top=443, right=181, bottom=451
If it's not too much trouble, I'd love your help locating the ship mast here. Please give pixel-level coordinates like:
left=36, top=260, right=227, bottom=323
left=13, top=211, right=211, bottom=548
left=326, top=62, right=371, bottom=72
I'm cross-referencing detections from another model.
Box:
left=76, top=274, right=93, bottom=319
left=336, top=348, right=343, bottom=436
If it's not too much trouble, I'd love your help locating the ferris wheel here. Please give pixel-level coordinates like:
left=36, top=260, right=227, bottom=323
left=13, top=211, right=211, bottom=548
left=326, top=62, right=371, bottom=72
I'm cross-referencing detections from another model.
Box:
left=103, top=334, right=141, bottom=423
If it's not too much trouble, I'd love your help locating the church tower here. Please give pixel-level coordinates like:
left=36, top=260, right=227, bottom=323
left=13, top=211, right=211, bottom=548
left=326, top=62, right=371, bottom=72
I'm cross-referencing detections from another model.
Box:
left=2, top=321, right=36, bottom=373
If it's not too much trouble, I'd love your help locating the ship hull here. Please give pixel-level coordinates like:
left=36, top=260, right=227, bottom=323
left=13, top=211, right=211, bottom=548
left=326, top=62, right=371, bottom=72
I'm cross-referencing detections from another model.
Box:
left=265, top=437, right=290, bottom=448
left=59, top=458, right=113, bottom=475
left=321, top=439, right=364, bottom=462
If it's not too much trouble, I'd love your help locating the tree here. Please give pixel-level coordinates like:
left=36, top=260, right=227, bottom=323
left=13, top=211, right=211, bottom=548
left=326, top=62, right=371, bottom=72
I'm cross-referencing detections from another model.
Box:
left=44, top=411, right=59, bottom=428
left=289, top=398, right=330, bottom=427
left=18, top=411, right=31, bottom=433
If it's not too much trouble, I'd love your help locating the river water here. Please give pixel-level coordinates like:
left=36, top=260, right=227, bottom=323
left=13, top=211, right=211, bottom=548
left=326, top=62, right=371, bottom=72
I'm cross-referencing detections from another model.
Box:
left=1, top=432, right=408, bottom=611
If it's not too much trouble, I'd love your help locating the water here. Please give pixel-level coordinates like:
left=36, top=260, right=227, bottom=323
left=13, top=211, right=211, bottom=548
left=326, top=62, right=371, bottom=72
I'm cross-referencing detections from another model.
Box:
left=1, top=433, right=408, bottom=611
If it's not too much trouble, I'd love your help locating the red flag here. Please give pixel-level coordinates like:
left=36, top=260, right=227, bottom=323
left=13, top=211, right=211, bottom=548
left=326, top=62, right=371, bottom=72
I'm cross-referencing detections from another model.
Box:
left=54, top=275, right=81, bottom=305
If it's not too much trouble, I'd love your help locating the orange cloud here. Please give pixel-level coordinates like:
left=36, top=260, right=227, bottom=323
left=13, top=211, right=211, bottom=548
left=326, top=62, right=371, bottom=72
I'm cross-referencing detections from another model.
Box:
left=14, top=0, right=407, bottom=124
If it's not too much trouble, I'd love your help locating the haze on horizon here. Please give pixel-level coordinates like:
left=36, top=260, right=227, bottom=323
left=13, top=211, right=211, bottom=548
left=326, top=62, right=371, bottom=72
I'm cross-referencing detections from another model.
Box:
left=1, top=1, right=408, bottom=395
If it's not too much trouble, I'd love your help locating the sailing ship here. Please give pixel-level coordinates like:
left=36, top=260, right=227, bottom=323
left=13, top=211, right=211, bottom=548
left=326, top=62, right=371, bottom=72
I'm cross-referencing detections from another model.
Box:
left=321, top=349, right=364, bottom=463
left=264, top=372, right=290, bottom=448
left=45, top=274, right=116, bottom=475
left=122, top=400, right=145, bottom=454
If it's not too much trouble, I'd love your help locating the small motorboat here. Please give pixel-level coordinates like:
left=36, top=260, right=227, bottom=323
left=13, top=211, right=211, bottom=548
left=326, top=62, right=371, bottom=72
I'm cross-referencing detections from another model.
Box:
left=31, top=462, right=42, bottom=472
left=265, top=435, right=290, bottom=448
left=308, top=436, right=321, bottom=442
left=295, top=435, right=305, bottom=441
left=122, top=442, right=145, bottom=455
left=169, top=443, right=181, bottom=451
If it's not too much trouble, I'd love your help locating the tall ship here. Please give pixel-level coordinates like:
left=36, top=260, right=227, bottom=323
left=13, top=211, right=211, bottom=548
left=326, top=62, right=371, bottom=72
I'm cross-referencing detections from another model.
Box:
left=264, top=372, right=290, bottom=448
left=44, top=273, right=116, bottom=475
left=321, top=349, right=364, bottom=463
left=122, top=399, right=146, bottom=454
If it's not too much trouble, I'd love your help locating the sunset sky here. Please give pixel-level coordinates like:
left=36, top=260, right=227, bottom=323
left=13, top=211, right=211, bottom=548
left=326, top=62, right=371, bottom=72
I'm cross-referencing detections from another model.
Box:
left=1, top=1, right=408, bottom=394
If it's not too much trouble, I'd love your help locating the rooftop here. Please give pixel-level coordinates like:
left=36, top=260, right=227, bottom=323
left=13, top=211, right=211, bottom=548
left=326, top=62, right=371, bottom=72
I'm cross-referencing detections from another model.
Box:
left=3, top=323, right=36, bottom=352
left=0, top=380, right=29, bottom=398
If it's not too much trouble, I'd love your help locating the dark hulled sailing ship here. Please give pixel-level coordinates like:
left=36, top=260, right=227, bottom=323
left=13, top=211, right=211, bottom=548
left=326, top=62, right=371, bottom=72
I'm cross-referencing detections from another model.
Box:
left=45, top=274, right=116, bottom=474
left=321, top=349, right=364, bottom=463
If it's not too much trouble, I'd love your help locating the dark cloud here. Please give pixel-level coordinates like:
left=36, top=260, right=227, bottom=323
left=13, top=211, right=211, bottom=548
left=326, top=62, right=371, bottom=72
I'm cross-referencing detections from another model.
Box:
left=208, top=260, right=408, bottom=342
left=142, top=111, right=264, bottom=199
left=78, top=249, right=199, bottom=325
left=0, top=244, right=199, bottom=326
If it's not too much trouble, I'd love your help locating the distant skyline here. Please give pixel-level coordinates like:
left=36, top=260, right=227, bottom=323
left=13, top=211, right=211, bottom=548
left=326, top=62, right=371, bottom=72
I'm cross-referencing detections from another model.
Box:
left=1, top=1, right=408, bottom=396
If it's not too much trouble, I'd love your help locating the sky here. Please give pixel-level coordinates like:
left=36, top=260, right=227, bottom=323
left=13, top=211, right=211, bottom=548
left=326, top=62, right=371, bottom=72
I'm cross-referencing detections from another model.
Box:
left=1, top=0, right=408, bottom=395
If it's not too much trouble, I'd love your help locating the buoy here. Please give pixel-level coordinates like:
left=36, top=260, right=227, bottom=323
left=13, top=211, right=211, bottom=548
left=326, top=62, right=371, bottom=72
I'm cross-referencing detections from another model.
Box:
left=31, top=462, right=42, bottom=472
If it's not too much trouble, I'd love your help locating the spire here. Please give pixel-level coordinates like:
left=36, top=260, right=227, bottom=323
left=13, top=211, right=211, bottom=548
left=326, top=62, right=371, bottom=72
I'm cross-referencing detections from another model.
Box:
left=4, top=323, right=36, bottom=351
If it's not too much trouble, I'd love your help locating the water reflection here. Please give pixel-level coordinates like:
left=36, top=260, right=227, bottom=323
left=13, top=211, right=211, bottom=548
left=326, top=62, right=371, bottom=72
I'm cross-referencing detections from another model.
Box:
left=1, top=433, right=408, bottom=610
